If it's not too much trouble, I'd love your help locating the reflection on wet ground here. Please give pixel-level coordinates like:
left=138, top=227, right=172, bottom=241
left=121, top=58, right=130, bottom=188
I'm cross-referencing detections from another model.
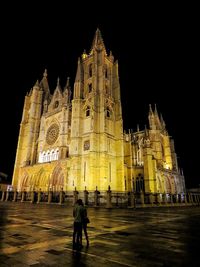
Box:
left=0, top=202, right=199, bottom=266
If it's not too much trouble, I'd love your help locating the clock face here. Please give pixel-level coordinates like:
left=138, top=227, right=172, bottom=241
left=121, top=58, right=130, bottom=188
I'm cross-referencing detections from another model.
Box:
left=46, top=123, right=59, bottom=145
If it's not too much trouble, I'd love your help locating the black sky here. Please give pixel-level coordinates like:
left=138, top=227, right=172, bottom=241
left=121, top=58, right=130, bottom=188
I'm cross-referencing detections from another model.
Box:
left=0, top=3, right=199, bottom=188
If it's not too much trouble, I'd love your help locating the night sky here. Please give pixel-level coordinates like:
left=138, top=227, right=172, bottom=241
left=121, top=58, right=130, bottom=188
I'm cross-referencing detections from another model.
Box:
left=0, top=3, right=199, bottom=189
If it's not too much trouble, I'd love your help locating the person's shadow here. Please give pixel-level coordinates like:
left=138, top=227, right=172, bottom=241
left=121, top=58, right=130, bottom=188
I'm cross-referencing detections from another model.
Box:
left=71, top=249, right=82, bottom=266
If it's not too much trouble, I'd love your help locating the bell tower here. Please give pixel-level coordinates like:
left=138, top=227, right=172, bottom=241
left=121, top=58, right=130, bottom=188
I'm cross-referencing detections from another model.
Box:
left=69, top=29, right=124, bottom=191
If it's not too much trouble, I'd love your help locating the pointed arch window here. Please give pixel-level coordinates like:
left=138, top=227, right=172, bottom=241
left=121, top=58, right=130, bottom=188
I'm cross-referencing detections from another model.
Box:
left=47, top=151, right=50, bottom=162
left=88, top=83, right=92, bottom=93
left=54, top=100, right=59, bottom=109
left=51, top=150, right=55, bottom=161
left=66, top=146, right=69, bottom=158
left=55, top=148, right=59, bottom=160
left=105, top=85, right=109, bottom=95
left=86, top=106, right=90, bottom=117
left=105, top=66, right=108, bottom=79
left=89, top=64, right=92, bottom=77
left=106, top=107, right=111, bottom=118
left=42, top=152, right=46, bottom=163
left=161, top=143, right=165, bottom=161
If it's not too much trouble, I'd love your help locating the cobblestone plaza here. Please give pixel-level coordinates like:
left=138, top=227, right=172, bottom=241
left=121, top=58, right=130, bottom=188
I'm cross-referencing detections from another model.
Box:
left=0, top=203, right=200, bottom=266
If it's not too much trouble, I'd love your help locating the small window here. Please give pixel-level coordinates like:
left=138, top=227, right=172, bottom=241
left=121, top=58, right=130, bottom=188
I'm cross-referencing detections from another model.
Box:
left=89, top=64, right=92, bottom=77
left=84, top=140, right=90, bottom=150
left=66, top=147, right=69, bottom=158
left=88, top=83, right=92, bottom=93
left=54, top=100, right=59, bottom=109
left=106, top=107, right=111, bottom=118
left=105, top=67, right=108, bottom=78
left=86, top=106, right=90, bottom=117
left=105, top=85, right=109, bottom=94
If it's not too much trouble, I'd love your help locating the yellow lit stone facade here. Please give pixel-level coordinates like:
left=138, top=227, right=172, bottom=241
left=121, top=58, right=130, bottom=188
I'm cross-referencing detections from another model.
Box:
left=12, top=29, right=185, bottom=195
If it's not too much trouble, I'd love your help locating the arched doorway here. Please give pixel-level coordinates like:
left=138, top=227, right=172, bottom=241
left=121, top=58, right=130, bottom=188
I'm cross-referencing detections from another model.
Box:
left=49, top=165, right=64, bottom=192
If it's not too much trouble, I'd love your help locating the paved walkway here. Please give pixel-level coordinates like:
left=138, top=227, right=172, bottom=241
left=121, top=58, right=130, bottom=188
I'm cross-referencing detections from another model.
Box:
left=0, top=202, right=199, bottom=266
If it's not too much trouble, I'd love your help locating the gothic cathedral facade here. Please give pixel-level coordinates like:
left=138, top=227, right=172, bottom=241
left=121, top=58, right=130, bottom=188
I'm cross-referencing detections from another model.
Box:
left=12, top=29, right=185, bottom=195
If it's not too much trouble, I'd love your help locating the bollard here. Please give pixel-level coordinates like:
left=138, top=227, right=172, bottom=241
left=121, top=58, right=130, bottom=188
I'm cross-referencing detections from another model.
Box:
left=84, top=187, right=89, bottom=205
left=106, top=186, right=112, bottom=208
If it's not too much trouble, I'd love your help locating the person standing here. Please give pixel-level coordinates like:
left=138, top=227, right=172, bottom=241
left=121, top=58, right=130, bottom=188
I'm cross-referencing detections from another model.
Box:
left=72, top=199, right=84, bottom=250
left=80, top=202, right=89, bottom=248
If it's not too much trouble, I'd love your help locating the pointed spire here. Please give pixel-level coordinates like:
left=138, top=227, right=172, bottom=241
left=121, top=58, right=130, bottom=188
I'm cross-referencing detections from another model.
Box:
left=40, top=68, right=50, bottom=99
left=154, top=104, right=158, bottom=116
left=160, top=113, right=166, bottom=129
left=137, top=124, right=140, bottom=132
left=74, top=58, right=83, bottom=99
left=148, top=104, right=156, bottom=130
left=56, top=77, right=62, bottom=93
left=65, top=77, right=70, bottom=89
left=109, top=50, right=114, bottom=62
left=154, top=104, right=162, bottom=129
left=57, top=77, right=60, bottom=86
left=149, top=104, right=153, bottom=115
left=34, top=80, right=40, bottom=87
left=28, top=88, right=33, bottom=96
left=144, top=125, right=148, bottom=136
left=90, top=28, right=107, bottom=54
left=75, top=58, right=82, bottom=82
left=43, top=69, right=47, bottom=78
left=64, top=77, right=71, bottom=103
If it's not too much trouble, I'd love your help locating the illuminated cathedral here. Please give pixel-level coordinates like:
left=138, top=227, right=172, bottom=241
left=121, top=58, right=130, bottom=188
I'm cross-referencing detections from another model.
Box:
left=12, top=29, right=185, bottom=196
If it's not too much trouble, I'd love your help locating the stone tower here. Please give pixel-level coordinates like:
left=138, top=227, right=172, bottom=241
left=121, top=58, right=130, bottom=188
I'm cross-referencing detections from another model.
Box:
left=69, top=29, right=124, bottom=191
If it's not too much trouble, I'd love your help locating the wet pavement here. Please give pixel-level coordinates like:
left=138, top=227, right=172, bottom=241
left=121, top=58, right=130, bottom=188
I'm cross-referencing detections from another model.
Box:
left=0, top=202, right=199, bottom=267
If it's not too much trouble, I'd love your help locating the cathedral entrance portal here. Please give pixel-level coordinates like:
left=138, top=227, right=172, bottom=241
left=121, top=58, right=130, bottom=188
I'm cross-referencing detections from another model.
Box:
left=49, top=166, right=64, bottom=192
